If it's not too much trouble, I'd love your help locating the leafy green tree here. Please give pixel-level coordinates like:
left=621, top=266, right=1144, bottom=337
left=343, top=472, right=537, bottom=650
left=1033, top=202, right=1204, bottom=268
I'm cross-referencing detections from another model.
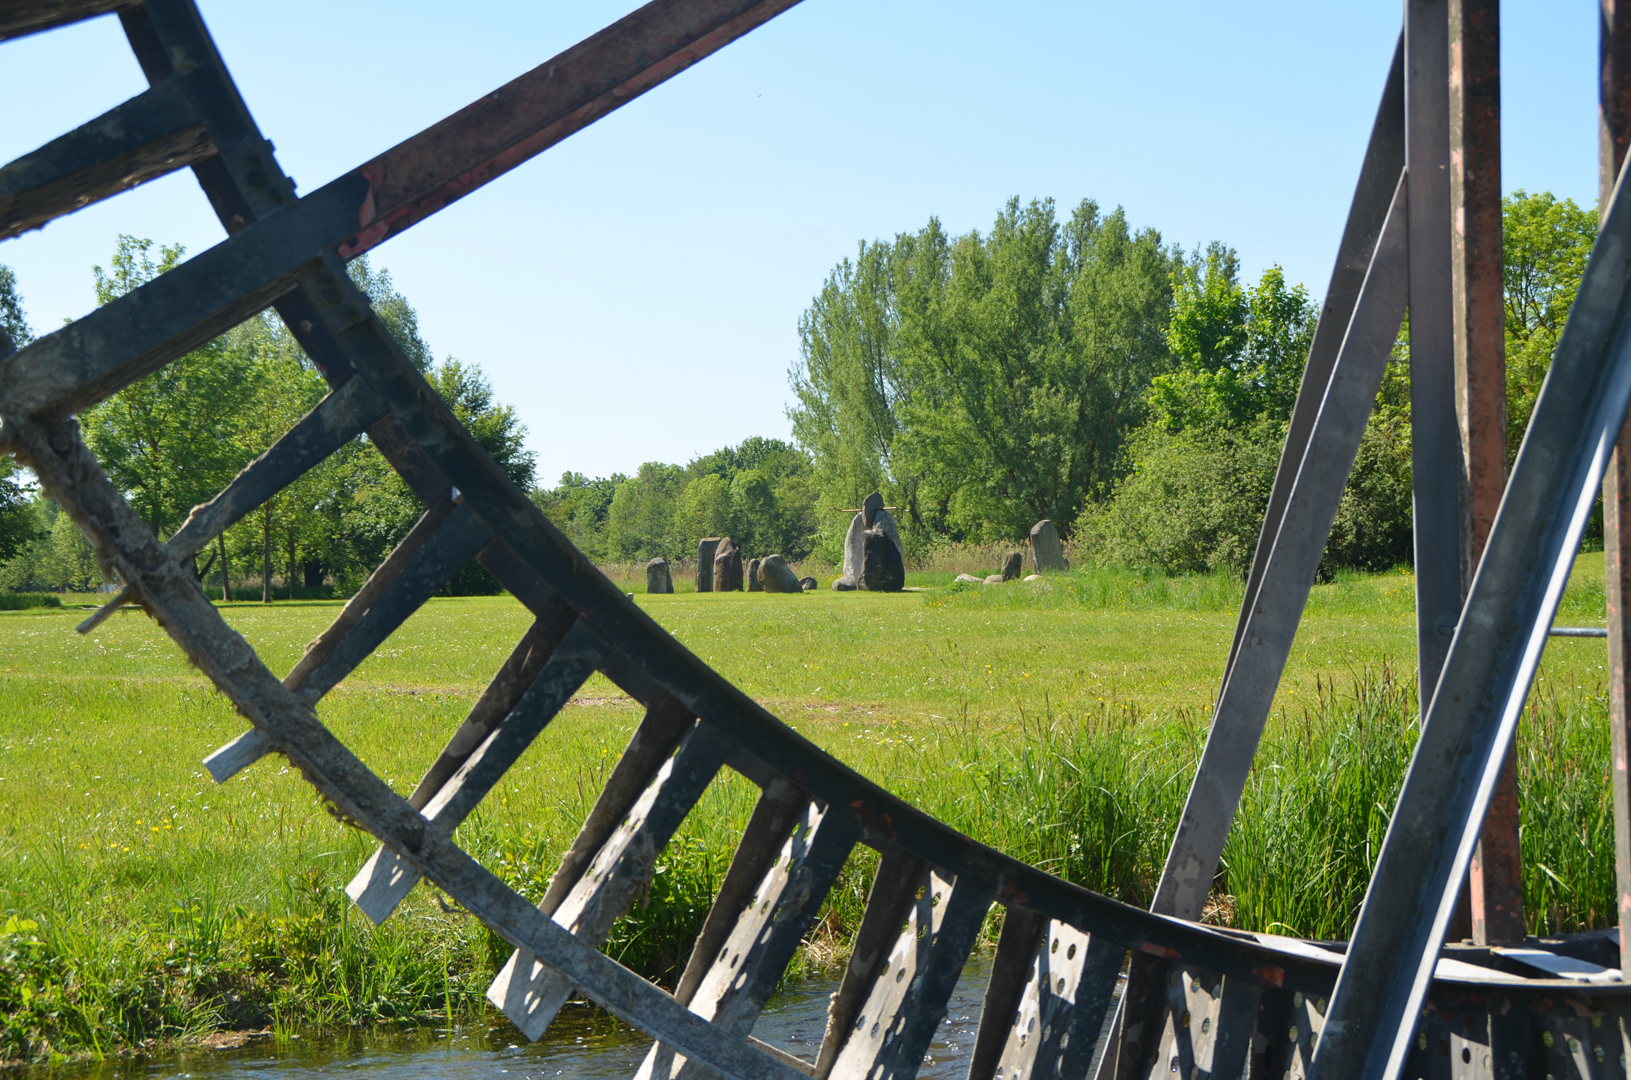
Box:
left=533, top=471, right=625, bottom=561
left=606, top=462, right=687, bottom=561
left=1503, top=190, right=1598, bottom=461
left=0, top=264, right=31, bottom=350
left=427, top=358, right=535, bottom=489
left=78, top=238, right=262, bottom=598
left=791, top=197, right=1178, bottom=553
left=1149, top=254, right=1314, bottom=431
left=674, top=473, right=739, bottom=551
left=0, top=266, right=41, bottom=564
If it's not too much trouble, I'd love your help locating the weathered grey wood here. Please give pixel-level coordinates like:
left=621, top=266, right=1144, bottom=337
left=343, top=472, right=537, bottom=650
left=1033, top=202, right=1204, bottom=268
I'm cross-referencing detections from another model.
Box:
left=813, top=844, right=931, bottom=1079
left=0, top=75, right=213, bottom=240
left=1150, top=173, right=1410, bottom=922
left=0, top=0, right=131, bottom=42
left=638, top=797, right=860, bottom=1079
left=538, top=693, right=697, bottom=917
left=348, top=620, right=605, bottom=923
left=168, top=376, right=386, bottom=560
left=343, top=607, right=575, bottom=915
left=825, top=868, right=991, bottom=1080
left=404, top=604, right=577, bottom=811
left=297, top=506, right=490, bottom=703
left=288, top=493, right=458, bottom=688
left=487, top=721, right=736, bottom=1040
left=990, top=920, right=1122, bottom=1080
left=204, top=494, right=473, bottom=781
left=87, top=378, right=387, bottom=641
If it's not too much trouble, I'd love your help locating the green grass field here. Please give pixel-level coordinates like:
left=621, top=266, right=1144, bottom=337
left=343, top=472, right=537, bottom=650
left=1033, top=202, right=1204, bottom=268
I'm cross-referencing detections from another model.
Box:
left=0, top=559, right=1617, bottom=1061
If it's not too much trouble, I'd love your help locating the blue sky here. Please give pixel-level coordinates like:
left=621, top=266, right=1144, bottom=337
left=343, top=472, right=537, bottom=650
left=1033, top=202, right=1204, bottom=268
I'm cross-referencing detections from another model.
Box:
left=0, top=1, right=1599, bottom=485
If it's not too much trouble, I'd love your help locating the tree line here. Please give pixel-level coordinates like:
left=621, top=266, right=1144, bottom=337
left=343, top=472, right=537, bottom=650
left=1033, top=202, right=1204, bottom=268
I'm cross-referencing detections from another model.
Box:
left=785, top=190, right=1599, bottom=573
left=0, top=188, right=1600, bottom=594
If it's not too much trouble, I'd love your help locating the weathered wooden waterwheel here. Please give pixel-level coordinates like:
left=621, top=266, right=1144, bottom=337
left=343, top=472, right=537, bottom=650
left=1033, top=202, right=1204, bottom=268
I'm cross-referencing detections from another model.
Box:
left=3, top=2, right=1631, bottom=1077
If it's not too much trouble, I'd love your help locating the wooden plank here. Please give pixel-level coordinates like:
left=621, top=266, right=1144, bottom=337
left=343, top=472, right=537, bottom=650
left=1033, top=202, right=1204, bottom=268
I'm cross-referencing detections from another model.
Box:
left=168, top=376, right=386, bottom=560
left=535, top=694, right=694, bottom=914
left=639, top=797, right=860, bottom=1079
left=0, top=75, right=212, bottom=239
left=341, top=609, right=572, bottom=912
left=347, top=620, right=605, bottom=923
left=0, top=0, right=130, bottom=42
left=989, top=919, right=1122, bottom=1080
left=487, top=720, right=736, bottom=1040
left=295, top=504, right=490, bottom=702
left=203, top=494, right=472, bottom=781
left=814, top=844, right=931, bottom=1079
left=825, top=867, right=992, bottom=1080
left=0, top=0, right=808, bottom=421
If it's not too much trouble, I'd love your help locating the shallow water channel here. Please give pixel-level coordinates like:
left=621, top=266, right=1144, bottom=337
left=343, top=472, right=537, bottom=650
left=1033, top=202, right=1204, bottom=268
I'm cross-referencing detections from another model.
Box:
left=48, top=959, right=1121, bottom=1080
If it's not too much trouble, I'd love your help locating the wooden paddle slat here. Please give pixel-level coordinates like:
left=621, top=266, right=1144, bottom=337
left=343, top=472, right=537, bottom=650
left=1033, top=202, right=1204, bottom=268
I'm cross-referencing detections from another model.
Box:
left=487, top=720, right=736, bottom=1040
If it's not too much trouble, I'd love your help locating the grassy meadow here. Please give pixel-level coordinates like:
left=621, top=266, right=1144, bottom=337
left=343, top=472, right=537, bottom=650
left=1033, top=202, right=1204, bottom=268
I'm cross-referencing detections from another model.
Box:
left=0, top=558, right=1618, bottom=1062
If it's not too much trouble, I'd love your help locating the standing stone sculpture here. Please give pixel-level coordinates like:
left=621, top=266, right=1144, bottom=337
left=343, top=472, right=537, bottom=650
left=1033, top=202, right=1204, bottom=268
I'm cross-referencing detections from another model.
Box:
left=1000, top=550, right=1023, bottom=581
left=747, top=558, right=762, bottom=592
left=798, top=576, right=818, bottom=591
left=834, top=491, right=905, bottom=592
left=1028, top=520, right=1067, bottom=573
left=862, top=530, right=905, bottom=591
left=760, top=554, right=802, bottom=593
left=646, top=557, right=673, bottom=594
left=696, top=538, right=720, bottom=592
left=713, top=537, right=744, bottom=592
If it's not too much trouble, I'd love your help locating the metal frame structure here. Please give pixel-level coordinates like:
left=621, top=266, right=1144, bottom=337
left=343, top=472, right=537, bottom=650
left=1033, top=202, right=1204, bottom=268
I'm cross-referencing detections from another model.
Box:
left=3, top=0, right=1631, bottom=1077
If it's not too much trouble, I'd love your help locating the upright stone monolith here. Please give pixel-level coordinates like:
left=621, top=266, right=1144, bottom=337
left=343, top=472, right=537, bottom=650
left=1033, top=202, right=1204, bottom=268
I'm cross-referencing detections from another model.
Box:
left=696, top=538, right=720, bottom=592
left=646, top=557, right=673, bottom=594
left=761, top=554, right=802, bottom=593
left=835, top=512, right=867, bottom=590
left=747, top=558, right=763, bottom=592
left=714, top=537, right=743, bottom=592
left=1000, top=550, right=1023, bottom=581
left=1028, top=520, right=1067, bottom=573
left=836, top=491, right=906, bottom=592
left=862, top=529, right=905, bottom=591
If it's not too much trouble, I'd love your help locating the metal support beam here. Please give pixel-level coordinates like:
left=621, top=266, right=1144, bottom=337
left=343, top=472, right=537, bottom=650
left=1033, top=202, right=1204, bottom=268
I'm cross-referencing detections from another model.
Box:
left=1603, top=0, right=1631, bottom=983
left=1449, top=0, right=1523, bottom=948
left=1408, top=0, right=1463, bottom=713
left=1310, top=101, right=1631, bottom=1080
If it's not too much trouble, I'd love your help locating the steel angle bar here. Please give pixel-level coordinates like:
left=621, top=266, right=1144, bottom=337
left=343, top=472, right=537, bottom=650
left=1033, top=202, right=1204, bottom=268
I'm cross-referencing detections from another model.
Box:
left=1150, top=172, right=1409, bottom=923
left=0, top=0, right=128, bottom=42
left=1308, top=153, right=1631, bottom=1080
left=1223, top=33, right=1405, bottom=678
left=1407, top=0, right=1463, bottom=710
left=0, top=75, right=213, bottom=239
left=0, top=0, right=805, bottom=422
